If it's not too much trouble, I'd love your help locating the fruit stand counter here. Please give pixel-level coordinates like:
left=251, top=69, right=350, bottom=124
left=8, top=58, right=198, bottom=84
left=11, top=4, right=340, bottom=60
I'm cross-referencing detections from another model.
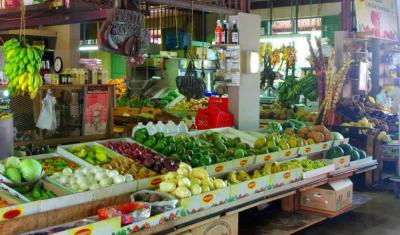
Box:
left=0, top=160, right=377, bottom=234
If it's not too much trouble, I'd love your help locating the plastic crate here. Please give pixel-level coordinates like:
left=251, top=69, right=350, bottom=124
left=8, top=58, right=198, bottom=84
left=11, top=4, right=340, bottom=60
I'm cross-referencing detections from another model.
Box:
left=195, top=108, right=234, bottom=130
left=208, top=97, right=228, bottom=112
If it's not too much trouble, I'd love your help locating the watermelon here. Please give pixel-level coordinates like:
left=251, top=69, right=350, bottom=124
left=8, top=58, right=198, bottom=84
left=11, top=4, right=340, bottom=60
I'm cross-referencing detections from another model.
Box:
left=332, top=132, right=344, bottom=140
left=357, top=150, right=367, bottom=159
left=326, top=146, right=345, bottom=159
left=339, top=144, right=353, bottom=155
left=349, top=150, right=360, bottom=161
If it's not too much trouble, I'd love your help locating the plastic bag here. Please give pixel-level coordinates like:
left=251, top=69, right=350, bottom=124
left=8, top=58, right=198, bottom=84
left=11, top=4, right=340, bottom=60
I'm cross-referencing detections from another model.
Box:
left=36, top=90, right=57, bottom=131
left=131, top=190, right=178, bottom=215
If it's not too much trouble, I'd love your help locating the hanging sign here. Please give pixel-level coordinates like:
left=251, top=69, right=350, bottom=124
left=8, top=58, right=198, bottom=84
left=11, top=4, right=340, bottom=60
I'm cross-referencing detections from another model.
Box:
left=355, top=0, right=398, bottom=41
left=98, top=9, right=149, bottom=65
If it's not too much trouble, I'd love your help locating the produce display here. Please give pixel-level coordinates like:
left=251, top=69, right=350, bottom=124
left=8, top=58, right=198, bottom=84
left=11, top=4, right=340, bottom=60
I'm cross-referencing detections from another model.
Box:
left=336, top=96, right=399, bottom=133
left=253, top=125, right=334, bottom=153
left=299, top=72, right=318, bottom=102
left=0, top=112, right=12, bottom=120
left=0, top=157, right=43, bottom=184
left=341, top=117, right=375, bottom=129
left=260, top=103, right=317, bottom=123
left=158, top=163, right=227, bottom=199
left=168, top=97, right=208, bottom=112
left=292, top=158, right=330, bottom=172
left=102, top=140, right=179, bottom=174
left=66, top=145, right=113, bottom=166
left=116, top=90, right=179, bottom=109
left=326, top=144, right=367, bottom=161
left=38, top=157, right=79, bottom=175
left=134, top=129, right=255, bottom=167
left=107, top=78, right=127, bottom=98
left=132, top=190, right=178, bottom=215
left=49, top=166, right=133, bottom=192
left=24, top=182, right=56, bottom=201
left=2, top=38, right=44, bottom=98
left=101, top=157, right=158, bottom=179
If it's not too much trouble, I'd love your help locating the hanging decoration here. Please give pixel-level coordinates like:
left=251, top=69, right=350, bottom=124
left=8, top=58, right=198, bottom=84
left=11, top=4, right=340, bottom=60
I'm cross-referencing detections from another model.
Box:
left=98, top=0, right=149, bottom=66
left=307, top=37, right=326, bottom=104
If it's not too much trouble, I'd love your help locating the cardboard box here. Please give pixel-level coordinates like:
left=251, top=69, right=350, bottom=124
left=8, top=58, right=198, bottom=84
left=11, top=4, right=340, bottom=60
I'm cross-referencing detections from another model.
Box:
left=230, top=175, right=271, bottom=200
left=332, top=138, right=350, bottom=147
left=271, top=167, right=303, bottom=188
left=300, top=178, right=353, bottom=214
left=189, top=213, right=238, bottom=235
left=255, top=148, right=299, bottom=165
left=179, top=187, right=230, bottom=216
left=118, top=207, right=180, bottom=233
left=298, top=141, right=333, bottom=156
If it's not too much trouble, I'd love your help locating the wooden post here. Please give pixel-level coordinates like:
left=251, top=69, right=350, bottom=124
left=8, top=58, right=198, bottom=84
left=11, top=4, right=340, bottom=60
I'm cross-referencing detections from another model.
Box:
left=281, top=194, right=295, bottom=212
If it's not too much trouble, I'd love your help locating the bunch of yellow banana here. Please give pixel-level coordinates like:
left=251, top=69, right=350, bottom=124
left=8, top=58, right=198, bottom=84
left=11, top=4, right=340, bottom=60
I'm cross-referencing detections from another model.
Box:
left=2, top=38, right=44, bottom=99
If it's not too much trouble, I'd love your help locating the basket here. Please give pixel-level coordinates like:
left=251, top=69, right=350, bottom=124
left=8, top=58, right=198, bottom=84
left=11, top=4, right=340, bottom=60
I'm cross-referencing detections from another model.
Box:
left=382, top=141, right=400, bottom=159
left=208, top=97, right=228, bottom=112
left=195, top=108, right=234, bottom=130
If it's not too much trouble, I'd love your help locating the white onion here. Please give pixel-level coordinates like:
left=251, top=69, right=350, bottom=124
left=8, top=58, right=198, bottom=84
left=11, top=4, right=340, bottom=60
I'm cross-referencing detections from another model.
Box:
left=95, top=172, right=107, bottom=181
left=81, top=167, right=90, bottom=175
left=124, top=174, right=134, bottom=182
left=76, top=176, right=88, bottom=186
left=99, top=178, right=112, bottom=187
left=58, top=175, right=70, bottom=185
left=74, top=172, right=85, bottom=179
left=52, top=172, right=62, bottom=178
left=89, top=183, right=100, bottom=191
left=70, top=184, right=80, bottom=191
left=107, top=170, right=118, bottom=178
left=79, top=182, right=89, bottom=191
left=113, top=175, right=125, bottom=184
left=62, top=167, right=73, bottom=175
left=69, top=177, right=77, bottom=185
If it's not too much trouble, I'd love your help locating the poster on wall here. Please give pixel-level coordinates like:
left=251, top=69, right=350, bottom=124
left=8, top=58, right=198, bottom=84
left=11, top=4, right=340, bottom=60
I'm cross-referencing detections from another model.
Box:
left=83, top=85, right=109, bottom=136
left=355, top=0, right=398, bottom=41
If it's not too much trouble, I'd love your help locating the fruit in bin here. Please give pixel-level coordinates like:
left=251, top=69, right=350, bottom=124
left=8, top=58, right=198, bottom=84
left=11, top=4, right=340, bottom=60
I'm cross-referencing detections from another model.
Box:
left=378, top=131, right=392, bottom=143
left=5, top=167, right=22, bottom=184
left=102, top=141, right=179, bottom=174
left=357, top=150, right=367, bottom=159
left=339, top=144, right=353, bottom=155
left=332, top=132, right=344, bottom=140
left=39, top=157, right=78, bottom=175
left=271, top=162, right=281, bottom=174
left=67, top=145, right=112, bottom=166
left=349, top=150, right=360, bottom=161
left=19, top=159, right=43, bottom=181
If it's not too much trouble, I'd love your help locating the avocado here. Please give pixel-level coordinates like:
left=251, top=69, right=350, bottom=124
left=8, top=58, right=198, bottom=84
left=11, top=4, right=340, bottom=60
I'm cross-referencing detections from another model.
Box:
left=134, top=133, right=147, bottom=144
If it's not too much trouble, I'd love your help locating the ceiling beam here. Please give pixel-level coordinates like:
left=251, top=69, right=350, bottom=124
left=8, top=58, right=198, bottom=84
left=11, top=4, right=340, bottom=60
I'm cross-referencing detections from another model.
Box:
left=250, top=0, right=340, bottom=10
left=145, top=0, right=239, bottom=14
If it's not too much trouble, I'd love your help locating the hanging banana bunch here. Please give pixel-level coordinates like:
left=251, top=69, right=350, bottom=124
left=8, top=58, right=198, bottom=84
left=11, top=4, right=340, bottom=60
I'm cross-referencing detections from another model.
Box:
left=2, top=38, right=44, bottom=99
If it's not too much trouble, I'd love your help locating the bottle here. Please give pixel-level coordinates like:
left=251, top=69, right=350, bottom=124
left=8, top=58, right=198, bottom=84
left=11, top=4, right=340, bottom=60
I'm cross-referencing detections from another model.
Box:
left=232, top=20, right=239, bottom=44
left=97, top=69, right=102, bottom=84
left=215, top=20, right=222, bottom=45
left=222, top=20, right=228, bottom=44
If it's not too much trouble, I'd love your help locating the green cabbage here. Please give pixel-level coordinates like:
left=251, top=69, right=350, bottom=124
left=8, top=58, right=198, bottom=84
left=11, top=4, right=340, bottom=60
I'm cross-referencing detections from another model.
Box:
left=19, top=159, right=42, bottom=181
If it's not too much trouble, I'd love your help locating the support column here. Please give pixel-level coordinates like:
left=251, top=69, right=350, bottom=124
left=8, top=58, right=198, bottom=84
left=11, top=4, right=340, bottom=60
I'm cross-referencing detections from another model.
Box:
left=228, top=13, right=261, bottom=131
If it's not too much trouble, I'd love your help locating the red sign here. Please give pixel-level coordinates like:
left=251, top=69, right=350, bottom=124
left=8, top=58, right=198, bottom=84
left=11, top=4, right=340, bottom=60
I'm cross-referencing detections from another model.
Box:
left=2, top=209, right=21, bottom=220
left=203, top=194, right=214, bottom=203
left=247, top=181, right=256, bottom=189
left=74, top=228, right=91, bottom=235
left=215, top=165, right=224, bottom=172
left=283, top=172, right=291, bottom=179
left=264, top=155, right=271, bottom=161
left=240, top=160, right=248, bottom=166
left=84, top=85, right=109, bottom=136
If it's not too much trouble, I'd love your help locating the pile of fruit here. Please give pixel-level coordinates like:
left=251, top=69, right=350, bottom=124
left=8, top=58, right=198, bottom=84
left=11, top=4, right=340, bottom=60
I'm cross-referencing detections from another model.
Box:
left=116, top=90, right=179, bottom=109
left=107, top=78, right=127, bottom=98
left=326, top=144, right=367, bottom=162
left=292, top=159, right=330, bottom=172
left=102, top=140, right=179, bottom=174
left=24, top=183, right=56, bottom=201
left=158, top=90, right=179, bottom=108
left=0, top=157, right=43, bottom=184
left=66, top=145, right=112, bottom=166
left=101, top=157, right=158, bottom=179
left=38, top=157, right=79, bottom=175
left=299, top=72, right=318, bottom=102
left=260, top=103, right=317, bottom=123
left=168, top=97, right=208, bottom=112
left=158, top=163, right=227, bottom=199
left=0, top=112, right=12, bottom=120
left=2, top=38, right=44, bottom=98
left=134, top=129, right=255, bottom=167
left=49, top=166, right=133, bottom=192
left=341, top=117, right=375, bottom=129
left=253, top=125, right=337, bottom=154
left=227, top=161, right=302, bottom=184
left=336, top=97, right=399, bottom=133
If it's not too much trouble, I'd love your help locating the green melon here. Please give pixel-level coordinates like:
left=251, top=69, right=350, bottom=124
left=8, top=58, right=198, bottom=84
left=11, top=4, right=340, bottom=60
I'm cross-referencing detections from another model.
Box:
left=326, top=146, right=345, bottom=159
left=349, top=150, right=360, bottom=161
left=339, top=144, right=353, bottom=155
left=332, top=132, right=344, bottom=140
left=357, top=150, right=367, bottom=159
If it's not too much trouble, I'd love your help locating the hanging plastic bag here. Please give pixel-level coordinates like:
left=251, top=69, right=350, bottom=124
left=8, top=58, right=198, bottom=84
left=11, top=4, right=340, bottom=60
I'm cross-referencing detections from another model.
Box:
left=36, top=90, right=57, bottom=131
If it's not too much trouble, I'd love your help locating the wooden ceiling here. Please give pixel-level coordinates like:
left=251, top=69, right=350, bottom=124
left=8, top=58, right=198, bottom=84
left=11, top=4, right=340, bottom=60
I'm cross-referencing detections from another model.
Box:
left=250, top=0, right=341, bottom=10
left=0, top=0, right=245, bottom=31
